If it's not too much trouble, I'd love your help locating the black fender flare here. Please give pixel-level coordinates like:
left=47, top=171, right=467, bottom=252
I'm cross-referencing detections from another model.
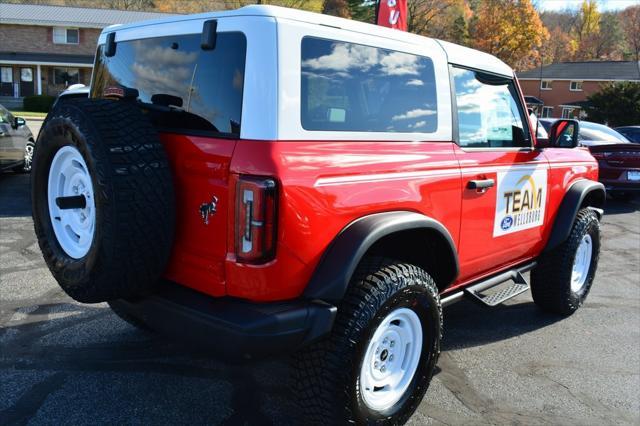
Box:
left=544, top=179, right=605, bottom=252
left=303, top=211, right=459, bottom=303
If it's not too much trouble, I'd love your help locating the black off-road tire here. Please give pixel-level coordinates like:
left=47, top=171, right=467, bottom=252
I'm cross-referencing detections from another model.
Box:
left=108, top=301, right=152, bottom=332
left=31, top=98, right=175, bottom=303
left=294, top=257, right=442, bottom=425
left=531, top=209, right=600, bottom=315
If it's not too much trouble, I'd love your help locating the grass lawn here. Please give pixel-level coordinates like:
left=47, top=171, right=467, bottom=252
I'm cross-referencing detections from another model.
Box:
left=9, top=110, right=48, bottom=119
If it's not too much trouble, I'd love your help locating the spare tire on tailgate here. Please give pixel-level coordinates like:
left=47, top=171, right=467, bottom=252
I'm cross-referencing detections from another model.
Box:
left=31, top=98, right=175, bottom=303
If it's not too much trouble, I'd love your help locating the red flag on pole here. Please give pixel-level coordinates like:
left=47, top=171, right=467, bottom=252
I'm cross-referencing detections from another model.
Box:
left=376, top=0, right=408, bottom=32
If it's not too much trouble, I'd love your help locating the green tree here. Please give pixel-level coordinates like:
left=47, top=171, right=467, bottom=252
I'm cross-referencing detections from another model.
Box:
left=585, top=82, right=640, bottom=127
left=347, top=0, right=374, bottom=23
left=572, top=0, right=600, bottom=59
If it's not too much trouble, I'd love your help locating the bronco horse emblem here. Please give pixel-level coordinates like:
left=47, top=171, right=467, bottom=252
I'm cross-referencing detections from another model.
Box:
left=199, top=196, right=219, bottom=225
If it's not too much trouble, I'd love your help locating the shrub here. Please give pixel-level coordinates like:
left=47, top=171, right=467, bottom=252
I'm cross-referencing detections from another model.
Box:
left=585, top=82, right=640, bottom=127
left=23, top=95, right=56, bottom=113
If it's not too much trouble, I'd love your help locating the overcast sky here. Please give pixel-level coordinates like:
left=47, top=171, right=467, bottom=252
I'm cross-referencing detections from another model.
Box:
left=538, top=0, right=639, bottom=11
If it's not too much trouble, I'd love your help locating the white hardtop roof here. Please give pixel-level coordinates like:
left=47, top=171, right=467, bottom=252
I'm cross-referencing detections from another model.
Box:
left=102, top=5, right=513, bottom=77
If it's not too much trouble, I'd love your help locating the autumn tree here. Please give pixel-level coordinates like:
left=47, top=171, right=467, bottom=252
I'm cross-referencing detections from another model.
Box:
left=593, top=12, right=623, bottom=59
left=621, top=5, right=640, bottom=61
left=469, top=0, right=549, bottom=70
left=540, top=26, right=576, bottom=64
left=406, top=0, right=454, bottom=35
left=323, top=0, right=351, bottom=18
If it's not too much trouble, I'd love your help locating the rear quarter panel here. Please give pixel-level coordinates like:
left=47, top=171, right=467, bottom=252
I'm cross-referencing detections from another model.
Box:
left=227, top=140, right=462, bottom=301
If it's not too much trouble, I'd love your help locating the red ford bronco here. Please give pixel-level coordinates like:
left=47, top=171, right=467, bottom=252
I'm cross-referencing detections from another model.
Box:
left=32, top=6, right=605, bottom=424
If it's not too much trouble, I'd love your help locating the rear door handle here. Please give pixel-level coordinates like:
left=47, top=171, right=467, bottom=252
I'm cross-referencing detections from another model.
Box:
left=467, top=179, right=495, bottom=190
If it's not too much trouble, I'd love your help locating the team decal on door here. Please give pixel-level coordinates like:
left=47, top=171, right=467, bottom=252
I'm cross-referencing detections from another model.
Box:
left=493, top=168, right=548, bottom=237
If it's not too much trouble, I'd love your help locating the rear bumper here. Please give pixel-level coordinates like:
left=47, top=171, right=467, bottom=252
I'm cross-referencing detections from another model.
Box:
left=599, top=167, right=640, bottom=191
left=110, top=281, right=336, bottom=359
left=603, top=182, right=640, bottom=192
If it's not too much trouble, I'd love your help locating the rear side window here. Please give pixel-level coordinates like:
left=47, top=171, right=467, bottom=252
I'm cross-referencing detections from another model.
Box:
left=91, top=32, right=246, bottom=137
left=301, top=37, right=437, bottom=133
left=452, top=66, right=530, bottom=148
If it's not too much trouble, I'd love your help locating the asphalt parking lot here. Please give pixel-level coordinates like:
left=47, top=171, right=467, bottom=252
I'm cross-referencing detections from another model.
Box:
left=1, top=120, right=639, bottom=425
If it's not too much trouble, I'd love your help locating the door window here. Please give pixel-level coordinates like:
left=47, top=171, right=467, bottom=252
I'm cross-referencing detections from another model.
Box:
left=0, top=105, right=11, bottom=124
left=53, top=68, right=79, bottom=85
left=452, top=66, right=530, bottom=148
left=561, top=107, right=574, bottom=119
left=20, top=68, right=33, bottom=82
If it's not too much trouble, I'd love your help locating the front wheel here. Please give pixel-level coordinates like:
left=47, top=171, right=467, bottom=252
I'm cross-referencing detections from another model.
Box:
left=12, top=140, right=34, bottom=173
left=531, top=209, right=600, bottom=315
left=294, top=258, right=442, bottom=424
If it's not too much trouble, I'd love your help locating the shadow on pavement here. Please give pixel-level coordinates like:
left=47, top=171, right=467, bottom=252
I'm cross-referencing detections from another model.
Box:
left=442, top=298, right=563, bottom=351
left=0, top=173, right=31, bottom=217
left=603, top=195, right=640, bottom=216
left=0, top=299, right=297, bottom=425
left=0, top=290, right=566, bottom=424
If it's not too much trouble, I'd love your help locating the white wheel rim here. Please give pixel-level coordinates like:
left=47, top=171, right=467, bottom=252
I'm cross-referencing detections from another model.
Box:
left=571, top=234, right=592, bottom=293
left=360, top=307, right=423, bottom=411
left=47, top=146, right=96, bottom=259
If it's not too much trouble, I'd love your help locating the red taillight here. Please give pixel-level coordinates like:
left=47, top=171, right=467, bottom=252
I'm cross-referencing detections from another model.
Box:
left=235, top=176, right=277, bottom=263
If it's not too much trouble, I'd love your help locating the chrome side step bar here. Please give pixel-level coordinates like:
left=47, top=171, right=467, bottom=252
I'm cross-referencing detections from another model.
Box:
left=440, top=261, right=537, bottom=308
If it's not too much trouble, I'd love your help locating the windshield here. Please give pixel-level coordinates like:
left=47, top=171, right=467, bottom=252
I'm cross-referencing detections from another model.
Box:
left=579, top=121, right=630, bottom=143
left=616, top=128, right=640, bottom=142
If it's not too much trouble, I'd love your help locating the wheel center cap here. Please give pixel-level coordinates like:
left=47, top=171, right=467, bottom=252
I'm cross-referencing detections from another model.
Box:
left=380, top=349, right=389, bottom=361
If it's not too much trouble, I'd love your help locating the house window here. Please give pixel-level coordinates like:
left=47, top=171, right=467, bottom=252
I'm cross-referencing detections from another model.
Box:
left=561, top=107, right=574, bottom=119
left=570, top=81, right=583, bottom=91
left=541, top=106, right=553, bottom=118
left=0, top=67, right=12, bottom=83
left=53, top=67, right=79, bottom=86
left=53, top=27, right=79, bottom=44
left=540, top=80, right=552, bottom=90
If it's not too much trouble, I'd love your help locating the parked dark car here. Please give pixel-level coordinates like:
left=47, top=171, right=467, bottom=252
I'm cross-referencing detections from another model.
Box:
left=0, top=104, right=34, bottom=173
left=540, top=119, right=639, bottom=199
left=614, top=126, right=640, bottom=143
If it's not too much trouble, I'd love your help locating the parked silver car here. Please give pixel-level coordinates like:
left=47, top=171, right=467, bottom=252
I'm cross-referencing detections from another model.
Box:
left=0, top=104, right=35, bottom=173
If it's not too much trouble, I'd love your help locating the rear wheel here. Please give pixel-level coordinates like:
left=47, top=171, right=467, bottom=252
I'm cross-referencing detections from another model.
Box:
left=32, top=98, right=175, bottom=303
left=531, top=209, right=600, bottom=315
left=294, top=258, right=442, bottom=424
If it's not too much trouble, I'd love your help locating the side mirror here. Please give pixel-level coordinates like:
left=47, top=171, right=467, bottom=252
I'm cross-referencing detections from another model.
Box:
left=549, top=119, right=579, bottom=148
left=14, top=117, right=26, bottom=128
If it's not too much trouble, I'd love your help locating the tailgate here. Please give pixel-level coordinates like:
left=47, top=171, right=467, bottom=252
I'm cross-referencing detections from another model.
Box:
left=160, top=133, right=236, bottom=296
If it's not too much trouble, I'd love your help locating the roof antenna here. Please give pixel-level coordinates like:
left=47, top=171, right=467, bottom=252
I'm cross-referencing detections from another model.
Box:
left=201, top=20, right=217, bottom=51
